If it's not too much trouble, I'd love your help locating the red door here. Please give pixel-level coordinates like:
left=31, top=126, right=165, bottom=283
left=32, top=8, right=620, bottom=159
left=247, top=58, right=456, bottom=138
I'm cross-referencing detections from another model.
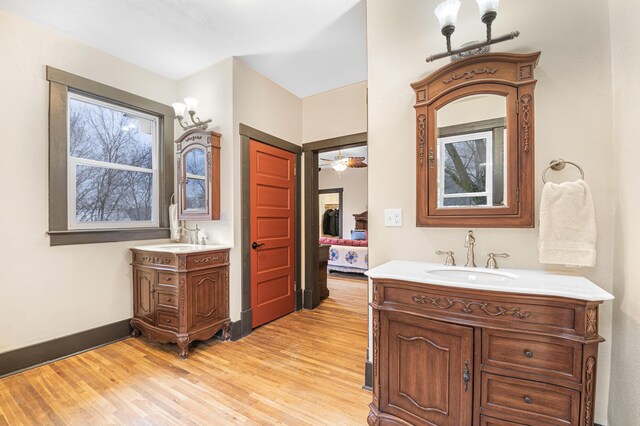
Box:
left=250, top=140, right=295, bottom=328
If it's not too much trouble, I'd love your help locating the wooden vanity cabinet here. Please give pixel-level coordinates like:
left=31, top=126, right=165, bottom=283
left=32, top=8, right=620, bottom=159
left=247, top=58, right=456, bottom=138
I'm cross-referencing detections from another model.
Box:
left=369, top=278, right=605, bottom=426
left=130, top=248, right=231, bottom=358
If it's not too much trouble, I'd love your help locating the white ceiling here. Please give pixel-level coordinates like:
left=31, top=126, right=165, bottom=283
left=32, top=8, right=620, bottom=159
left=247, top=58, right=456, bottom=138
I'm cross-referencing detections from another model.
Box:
left=0, top=0, right=367, bottom=97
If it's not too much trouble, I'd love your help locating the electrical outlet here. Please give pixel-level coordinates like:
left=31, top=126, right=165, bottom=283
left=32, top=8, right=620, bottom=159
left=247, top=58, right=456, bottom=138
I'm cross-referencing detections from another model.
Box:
left=384, top=209, right=402, bottom=227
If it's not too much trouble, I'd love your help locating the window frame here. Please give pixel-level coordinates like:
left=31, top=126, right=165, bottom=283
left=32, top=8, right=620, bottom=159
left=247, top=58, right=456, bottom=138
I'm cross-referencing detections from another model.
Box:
left=47, top=66, right=174, bottom=245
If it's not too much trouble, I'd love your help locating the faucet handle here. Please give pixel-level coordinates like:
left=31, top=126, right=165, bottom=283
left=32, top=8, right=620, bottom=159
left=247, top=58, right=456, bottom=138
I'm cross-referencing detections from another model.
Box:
left=200, top=236, right=207, bottom=246
left=486, top=252, right=509, bottom=269
left=436, top=250, right=456, bottom=266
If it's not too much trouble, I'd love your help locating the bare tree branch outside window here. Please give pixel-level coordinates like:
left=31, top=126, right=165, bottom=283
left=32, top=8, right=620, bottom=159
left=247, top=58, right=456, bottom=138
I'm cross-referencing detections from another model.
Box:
left=69, top=95, right=157, bottom=225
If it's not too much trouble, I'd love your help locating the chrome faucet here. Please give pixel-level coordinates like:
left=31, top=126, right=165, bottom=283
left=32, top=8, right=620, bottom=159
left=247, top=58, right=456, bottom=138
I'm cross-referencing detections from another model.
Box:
left=179, top=223, right=201, bottom=245
left=464, top=230, right=477, bottom=267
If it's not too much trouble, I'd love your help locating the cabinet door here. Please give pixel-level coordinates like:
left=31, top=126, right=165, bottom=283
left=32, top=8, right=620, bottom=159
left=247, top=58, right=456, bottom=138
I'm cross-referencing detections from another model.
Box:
left=188, top=268, right=226, bottom=330
left=133, top=266, right=155, bottom=325
left=381, top=311, right=473, bottom=426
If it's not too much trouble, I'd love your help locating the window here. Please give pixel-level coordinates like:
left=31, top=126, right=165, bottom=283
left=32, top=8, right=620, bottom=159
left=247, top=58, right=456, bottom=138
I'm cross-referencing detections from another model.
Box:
left=437, top=130, right=506, bottom=208
left=68, top=93, right=160, bottom=229
left=47, top=67, right=174, bottom=245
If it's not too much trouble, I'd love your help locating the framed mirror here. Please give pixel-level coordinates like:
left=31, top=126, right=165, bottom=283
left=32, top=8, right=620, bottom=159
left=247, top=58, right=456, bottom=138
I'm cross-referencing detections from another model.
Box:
left=175, top=129, right=221, bottom=220
left=412, top=52, right=540, bottom=227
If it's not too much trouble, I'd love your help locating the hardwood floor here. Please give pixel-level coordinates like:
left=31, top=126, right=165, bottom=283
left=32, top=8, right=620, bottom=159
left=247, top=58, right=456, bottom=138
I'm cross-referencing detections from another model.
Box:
left=0, top=277, right=371, bottom=425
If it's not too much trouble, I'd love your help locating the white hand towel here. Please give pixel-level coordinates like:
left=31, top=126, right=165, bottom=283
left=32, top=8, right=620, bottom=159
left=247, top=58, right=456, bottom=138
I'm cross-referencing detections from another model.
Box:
left=539, top=179, right=596, bottom=267
left=169, top=203, right=180, bottom=242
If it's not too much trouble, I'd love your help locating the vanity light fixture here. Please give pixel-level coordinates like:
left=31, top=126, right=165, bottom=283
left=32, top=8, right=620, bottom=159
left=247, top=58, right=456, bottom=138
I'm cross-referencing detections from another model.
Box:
left=427, top=0, right=520, bottom=63
left=172, top=97, right=212, bottom=131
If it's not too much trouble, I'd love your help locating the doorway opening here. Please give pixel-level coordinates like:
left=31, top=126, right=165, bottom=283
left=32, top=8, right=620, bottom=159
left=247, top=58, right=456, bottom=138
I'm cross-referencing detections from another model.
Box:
left=302, top=132, right=367, bottom=310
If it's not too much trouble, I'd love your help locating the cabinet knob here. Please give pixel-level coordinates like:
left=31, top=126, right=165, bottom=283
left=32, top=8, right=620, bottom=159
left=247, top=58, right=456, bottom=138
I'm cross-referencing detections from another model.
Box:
left=524, top=349, right=534, bottom=358
left=166, top=319, right=171, bottom=323
left=524, top=396, right=533, bottom=404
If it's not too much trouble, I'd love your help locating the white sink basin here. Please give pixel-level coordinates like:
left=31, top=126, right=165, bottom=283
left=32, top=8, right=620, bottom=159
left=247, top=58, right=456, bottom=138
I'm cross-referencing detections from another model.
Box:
left=425, top=267, right=517, bottom=284
left=365, top=260, right=614, bottom=302
left=131, top=243, right=232, bottom=254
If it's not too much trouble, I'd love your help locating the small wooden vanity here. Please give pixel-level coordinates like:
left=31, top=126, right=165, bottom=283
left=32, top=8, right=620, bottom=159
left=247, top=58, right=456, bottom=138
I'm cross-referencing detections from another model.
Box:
left=367, top=261, right=613, bottom=426
left=130, top=245, right=231, bottom=358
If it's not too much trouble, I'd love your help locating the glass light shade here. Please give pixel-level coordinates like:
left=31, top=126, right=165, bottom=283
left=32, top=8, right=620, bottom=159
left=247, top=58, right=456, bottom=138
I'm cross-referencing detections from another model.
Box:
left=184, top=97, right=199, bottom=112
left=332, top=163, right=348, bottom=172
left=475, top=0, right=499, bottom=16
left=435, top=0, right=461, bottom=29
left=172, top=102, right=186, bottom=118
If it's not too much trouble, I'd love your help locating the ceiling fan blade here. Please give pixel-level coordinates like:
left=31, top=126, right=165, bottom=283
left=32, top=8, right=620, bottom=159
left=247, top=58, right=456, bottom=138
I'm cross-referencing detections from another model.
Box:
left=320, top=158, right=335, bottom=162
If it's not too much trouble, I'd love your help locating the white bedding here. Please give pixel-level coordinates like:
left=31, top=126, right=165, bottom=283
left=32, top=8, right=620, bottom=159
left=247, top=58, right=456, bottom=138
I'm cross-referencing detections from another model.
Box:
left=328, top=245, right=369, bottom=273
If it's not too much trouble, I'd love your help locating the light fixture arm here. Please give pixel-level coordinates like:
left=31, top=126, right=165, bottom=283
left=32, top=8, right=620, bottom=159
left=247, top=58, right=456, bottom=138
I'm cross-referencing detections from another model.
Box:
left=426, top=31, right=519, bottom=63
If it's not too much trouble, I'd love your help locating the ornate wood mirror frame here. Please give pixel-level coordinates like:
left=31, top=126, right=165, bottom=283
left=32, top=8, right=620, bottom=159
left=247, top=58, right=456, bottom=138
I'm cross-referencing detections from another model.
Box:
left=175, top=129, right=221, bottom=220
left=412, top=52, right=540, bottom=227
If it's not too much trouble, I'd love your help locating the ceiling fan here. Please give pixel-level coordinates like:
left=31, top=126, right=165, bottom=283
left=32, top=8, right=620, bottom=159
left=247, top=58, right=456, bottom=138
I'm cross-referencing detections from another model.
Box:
left=320, top=150, right=367, bottom=172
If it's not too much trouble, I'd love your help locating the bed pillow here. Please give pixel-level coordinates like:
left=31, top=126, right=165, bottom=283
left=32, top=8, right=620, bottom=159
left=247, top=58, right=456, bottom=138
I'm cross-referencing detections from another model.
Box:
left=351, top=230, right=367, bottom=241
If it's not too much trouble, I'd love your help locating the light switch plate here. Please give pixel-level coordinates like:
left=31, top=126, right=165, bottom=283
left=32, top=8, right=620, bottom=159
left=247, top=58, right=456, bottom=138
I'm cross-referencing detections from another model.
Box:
left=384, top=209, right=402, bottom=227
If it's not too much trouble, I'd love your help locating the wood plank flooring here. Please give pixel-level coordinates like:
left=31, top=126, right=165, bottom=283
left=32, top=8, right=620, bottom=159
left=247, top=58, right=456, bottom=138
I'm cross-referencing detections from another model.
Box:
left=0, top=277, right=371, bottom=425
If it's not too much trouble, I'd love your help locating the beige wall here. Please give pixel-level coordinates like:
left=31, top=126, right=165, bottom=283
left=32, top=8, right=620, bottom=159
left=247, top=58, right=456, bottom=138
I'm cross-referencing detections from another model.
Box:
left=302, top=81, right=367, bottom=142
left=319, top=167, right=368, bottom=235
left=366, top=1, right=615, bottom=422
left=608, top=0, right=640, bottom=423
left=176, top=58, right=302, bottom=322
left=0, top=10, right=176, bottom=353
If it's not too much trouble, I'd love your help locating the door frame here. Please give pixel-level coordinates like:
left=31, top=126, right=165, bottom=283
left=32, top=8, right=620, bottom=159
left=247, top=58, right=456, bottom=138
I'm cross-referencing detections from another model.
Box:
left=302, top=132, right=367, bottom=309
left=319, top=188, right=344, bottom=238
left=240, top=124, right=302, bottom=338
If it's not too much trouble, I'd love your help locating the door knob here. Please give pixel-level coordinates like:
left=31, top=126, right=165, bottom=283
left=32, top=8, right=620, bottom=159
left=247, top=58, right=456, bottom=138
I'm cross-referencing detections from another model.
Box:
left=252, top=242, right=265, bottom=249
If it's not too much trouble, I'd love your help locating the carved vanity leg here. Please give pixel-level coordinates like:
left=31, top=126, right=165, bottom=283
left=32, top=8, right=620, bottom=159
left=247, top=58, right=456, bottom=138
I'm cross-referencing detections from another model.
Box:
left=581, top=343, right=599, bottom=426
left=221, top=321, right=232, bottom=341
left=177, top=336, right=190, bottom=359
left=131, top=327, right=141, bottom=338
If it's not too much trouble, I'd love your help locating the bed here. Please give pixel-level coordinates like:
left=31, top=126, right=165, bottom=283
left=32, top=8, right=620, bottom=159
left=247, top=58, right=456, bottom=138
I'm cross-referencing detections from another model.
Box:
left=319, top=237, right=368, bottom=274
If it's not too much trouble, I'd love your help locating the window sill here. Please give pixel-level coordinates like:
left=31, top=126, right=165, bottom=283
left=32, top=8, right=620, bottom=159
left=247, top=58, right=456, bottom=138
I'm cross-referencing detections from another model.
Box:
left=48, top=228, right=170, bottom=246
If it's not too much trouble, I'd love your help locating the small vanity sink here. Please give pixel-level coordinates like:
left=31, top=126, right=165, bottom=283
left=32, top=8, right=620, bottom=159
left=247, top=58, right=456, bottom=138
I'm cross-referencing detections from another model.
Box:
left=131, top=243, right=232, bottom=254
left=425, top=267, right=517, bottom=284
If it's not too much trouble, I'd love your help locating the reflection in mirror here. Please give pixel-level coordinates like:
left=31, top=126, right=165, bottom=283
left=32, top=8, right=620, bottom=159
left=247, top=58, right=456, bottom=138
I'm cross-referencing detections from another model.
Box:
left=436, top=94, right=506, bottom=208
left=184, top=148, right=207, bottom=210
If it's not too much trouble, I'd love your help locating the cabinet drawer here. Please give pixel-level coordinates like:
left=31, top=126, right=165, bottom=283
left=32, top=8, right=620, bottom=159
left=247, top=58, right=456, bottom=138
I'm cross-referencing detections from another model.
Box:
left=482, top=329, right=582, bottom=383
left=481, top=415, right=529, bottom=426
left=156, top=310, right=179, bottom=332
left=186, top=251, right=226, bottom=269
left=158, top=272, right=178, bottom=287
left=481, top=373, right=580, bottom=425
left=157, top=291, right=178, bottom=310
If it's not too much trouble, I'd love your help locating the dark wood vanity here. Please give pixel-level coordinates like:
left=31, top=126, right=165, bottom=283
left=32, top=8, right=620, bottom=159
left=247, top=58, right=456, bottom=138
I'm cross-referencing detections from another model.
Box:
left=368, top=277, right=606, bottom=426
left=130, top=246, right=231, bottom=358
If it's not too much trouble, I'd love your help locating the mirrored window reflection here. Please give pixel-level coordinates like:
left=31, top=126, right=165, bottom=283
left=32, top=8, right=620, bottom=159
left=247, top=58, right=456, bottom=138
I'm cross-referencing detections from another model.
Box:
left=436, top=94, right=507, bottom=209
left=184, top=148, right=207, bottom=211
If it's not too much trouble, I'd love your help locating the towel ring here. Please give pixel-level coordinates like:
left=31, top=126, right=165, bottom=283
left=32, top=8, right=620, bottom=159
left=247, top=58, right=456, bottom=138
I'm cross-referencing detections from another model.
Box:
left=542, top=159, right=585, bottom=183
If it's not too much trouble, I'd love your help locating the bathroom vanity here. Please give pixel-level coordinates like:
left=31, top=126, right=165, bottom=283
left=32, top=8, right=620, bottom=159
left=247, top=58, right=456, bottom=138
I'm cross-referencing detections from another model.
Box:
left=366, top=261, right=613, bottom=426
left=130, top=244, right=231, bottom=358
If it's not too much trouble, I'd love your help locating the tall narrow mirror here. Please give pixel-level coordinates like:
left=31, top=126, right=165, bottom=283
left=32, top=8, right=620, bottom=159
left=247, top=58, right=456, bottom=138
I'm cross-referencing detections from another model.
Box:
left=175, top=130, right=221, bottom=220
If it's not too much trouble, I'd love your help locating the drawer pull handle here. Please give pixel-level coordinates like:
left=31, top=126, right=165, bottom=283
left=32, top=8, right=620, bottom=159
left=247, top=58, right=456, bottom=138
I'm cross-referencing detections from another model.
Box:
left=166, top=319, right=172, bottom=323
left=463, top=360, right=470, bottom=392
left=524, top=396, right=533, bottom=404
left=167, top=298, right=172, bottom=302
left=524, top=349, right=534, bottom=358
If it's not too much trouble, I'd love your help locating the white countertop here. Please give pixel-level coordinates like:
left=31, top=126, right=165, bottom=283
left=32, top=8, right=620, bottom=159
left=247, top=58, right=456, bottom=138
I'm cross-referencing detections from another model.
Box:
left=131, top=243, right=232, bottom=254
left=365, top=260, right=614, bottom=302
